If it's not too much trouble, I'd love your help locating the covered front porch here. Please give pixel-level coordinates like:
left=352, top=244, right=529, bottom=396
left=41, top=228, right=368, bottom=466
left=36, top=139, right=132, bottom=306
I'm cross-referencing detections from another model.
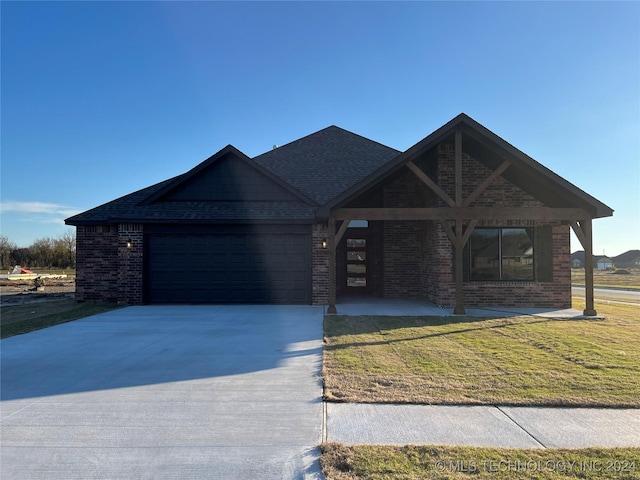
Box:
left=318, top=118, right=609, bottom=316
left=326, top=294, right=592, bottom=318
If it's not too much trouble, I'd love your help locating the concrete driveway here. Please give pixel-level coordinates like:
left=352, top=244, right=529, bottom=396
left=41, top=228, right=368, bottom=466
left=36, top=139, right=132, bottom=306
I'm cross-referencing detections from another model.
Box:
left=1, top=305, right=325, bottom=480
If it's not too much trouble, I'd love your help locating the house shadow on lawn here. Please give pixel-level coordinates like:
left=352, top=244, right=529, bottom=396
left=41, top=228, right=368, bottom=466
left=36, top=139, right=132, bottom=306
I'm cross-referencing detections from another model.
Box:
left=324, top=313, right=565, bottom=350
left=330, top=295, right=589, bottom=319
left=0, top=305, right=324, bottom=401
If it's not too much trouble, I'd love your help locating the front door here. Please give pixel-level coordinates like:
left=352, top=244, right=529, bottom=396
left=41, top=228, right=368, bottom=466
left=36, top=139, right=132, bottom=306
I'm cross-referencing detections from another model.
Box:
left=346, top=236, right=368, bottom=292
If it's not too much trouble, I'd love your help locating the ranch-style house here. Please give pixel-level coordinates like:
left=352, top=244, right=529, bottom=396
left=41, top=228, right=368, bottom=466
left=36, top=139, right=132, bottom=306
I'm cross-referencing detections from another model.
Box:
left=66, top=114, right=612, bottom=315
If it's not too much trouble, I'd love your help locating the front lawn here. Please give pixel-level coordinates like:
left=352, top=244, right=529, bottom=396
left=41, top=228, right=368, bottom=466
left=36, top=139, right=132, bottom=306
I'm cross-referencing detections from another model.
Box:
left=323, top=301, right=640, bottom=406
left=1, top=299, right=122, bottom=338
left=321, top=443, right=640, bottom=480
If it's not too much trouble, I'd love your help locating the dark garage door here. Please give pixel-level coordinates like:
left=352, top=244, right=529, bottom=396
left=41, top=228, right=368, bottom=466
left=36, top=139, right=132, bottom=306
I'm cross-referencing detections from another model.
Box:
left=146, top=227, right=311, bottom=304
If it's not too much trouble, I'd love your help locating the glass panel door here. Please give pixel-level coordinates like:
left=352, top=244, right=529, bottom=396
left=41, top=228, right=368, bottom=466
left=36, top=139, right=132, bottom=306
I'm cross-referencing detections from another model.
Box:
left=346, top=237, right=368, bottom=289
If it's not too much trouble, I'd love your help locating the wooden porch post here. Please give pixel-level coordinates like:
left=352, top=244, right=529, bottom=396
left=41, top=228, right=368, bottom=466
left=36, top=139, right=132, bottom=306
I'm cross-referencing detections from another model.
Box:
left=453, top=131, right=465, bottom=314
left=327, top=216, right=337, bottom=314
left=453, top=219, right=465, bottom=314
left=570, top=219, right=597, bottom=316
left=582, top=219, right=597, bottom=316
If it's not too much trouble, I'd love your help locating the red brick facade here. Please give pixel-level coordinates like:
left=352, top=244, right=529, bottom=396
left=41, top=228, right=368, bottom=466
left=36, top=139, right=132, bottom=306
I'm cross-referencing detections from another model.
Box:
left=75, top=225, right=119, bottom=303
left=76, top=224, right=144, bottom=305
left=368, top=143, right=571, bottom=308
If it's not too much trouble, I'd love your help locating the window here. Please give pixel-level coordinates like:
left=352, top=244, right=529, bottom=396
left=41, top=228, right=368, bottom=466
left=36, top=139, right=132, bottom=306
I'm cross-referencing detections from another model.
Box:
left=348, top=220, right=368, bottom=228
left=468, top=228, right=534, bottom=281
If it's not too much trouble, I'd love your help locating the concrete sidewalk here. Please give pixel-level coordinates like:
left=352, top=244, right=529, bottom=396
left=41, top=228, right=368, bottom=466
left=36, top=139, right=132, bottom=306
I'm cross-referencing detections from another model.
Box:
left=326, top=403, right=640, bottom=448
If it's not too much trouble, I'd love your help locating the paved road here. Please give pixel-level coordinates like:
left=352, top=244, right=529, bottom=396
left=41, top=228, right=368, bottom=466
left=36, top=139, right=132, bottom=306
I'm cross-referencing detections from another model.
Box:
left=1, top=306, right=325, bottom=480
left=572, top=286, right=640, bottom=303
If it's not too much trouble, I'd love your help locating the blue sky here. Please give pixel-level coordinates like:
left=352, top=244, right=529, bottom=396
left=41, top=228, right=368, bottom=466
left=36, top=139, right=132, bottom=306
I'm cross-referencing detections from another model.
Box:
left=2, top=1, right=639, bottom=256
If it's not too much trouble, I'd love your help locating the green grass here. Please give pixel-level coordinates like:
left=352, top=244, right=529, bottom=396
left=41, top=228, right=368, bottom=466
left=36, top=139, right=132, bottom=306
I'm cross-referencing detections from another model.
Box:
left=1, top=299, right=122, bottom=338
left=321, top=444, right=640, bottom=480
left=323, top=302, right=640, bottom=406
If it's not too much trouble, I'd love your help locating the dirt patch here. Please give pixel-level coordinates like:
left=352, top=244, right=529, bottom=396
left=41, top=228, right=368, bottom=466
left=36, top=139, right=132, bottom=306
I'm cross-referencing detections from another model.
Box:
left=0, top=278, right=76, bottom=306
left=612, top=269, right=631, bottom=275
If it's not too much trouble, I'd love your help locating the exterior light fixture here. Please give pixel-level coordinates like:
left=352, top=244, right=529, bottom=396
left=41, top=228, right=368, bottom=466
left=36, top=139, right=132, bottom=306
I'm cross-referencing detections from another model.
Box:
left=322, top=239, right=328, bottom=249
left=126, top=238, right=133, bottom=249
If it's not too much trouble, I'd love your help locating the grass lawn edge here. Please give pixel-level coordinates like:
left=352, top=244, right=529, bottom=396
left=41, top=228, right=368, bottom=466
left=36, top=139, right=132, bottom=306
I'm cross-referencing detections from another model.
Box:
left=1, top=299, right=123, bottom=339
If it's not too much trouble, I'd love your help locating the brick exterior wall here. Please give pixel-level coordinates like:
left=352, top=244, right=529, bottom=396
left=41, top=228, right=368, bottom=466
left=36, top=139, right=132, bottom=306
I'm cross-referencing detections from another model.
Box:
left=76, top=144, right=572, bottom=309
left=75, top=224, right=144, bottom=304
left=429, top=221, right=571, bottom=308
left=118, top=224, right=144, bottom=305
left=373, top=143, right=572, bottom=308
left=422, top=220, right=454, bottom=306
left=382, top=169, right=429, bottom=299
left=75, top=225, right=119, bottom=302
left=311, top=222, right=329, bottom=305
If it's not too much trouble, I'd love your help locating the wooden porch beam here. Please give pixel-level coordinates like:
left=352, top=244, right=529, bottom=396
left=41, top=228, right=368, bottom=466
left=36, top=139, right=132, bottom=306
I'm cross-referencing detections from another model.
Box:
left=569, top=221, right=587, bottom=247
left=455, top=131, right=463, bottom=206
left=440, top=220, right=456, bottom=245
left=333, top=207, right=591, bottom=222
left=461, top=219, right=478, bottom=246
left=335, top=219, right=351, bottom=246
left=406, top=161, right=456, bottom=208
left=439, top=220, right=478, bottom=248
left=462, top=160, right=511, bottom=207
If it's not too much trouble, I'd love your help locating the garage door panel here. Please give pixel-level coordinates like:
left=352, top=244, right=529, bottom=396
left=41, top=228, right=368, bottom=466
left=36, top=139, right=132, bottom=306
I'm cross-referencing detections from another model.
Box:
left=146, top=229, right=310, bottom=304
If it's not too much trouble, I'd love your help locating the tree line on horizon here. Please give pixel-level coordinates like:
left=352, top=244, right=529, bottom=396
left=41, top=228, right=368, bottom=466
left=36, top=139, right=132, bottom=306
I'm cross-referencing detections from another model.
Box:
left=0, top=233, right=76, bottom=270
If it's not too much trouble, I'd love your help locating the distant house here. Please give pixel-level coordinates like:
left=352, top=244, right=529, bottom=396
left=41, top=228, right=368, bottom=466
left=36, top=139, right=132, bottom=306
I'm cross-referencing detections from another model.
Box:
left=66, top=113, right=613, bottom=315
left=595, top=256, right=614, bottom=270
left=613, top=250, right=640, bottom=269
left=571, top=251, right=585, bottom=269
left=571, top=251, right=617, bottom=270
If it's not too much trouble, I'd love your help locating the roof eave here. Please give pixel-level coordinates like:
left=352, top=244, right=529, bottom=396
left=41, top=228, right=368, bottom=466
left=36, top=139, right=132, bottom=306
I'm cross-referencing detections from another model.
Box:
left=108, top=217, right=315, bottom=225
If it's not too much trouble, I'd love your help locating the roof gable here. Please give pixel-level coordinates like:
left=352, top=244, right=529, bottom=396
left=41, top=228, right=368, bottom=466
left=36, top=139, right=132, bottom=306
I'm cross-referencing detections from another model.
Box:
left=141, top=146, right=315, bottom=205
left=65, top=146, right=317, bottom=226
left=254, top=126, right=401, bottom=205
left=66, top=114, right=614, bottom=227
left=319, top=114, right=613, bottom=219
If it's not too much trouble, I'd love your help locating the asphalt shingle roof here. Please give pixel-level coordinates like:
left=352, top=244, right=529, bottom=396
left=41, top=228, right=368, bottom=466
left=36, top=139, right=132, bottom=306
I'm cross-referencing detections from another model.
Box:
left=66, top=178, right=176, bottom=224
left=66, top=125, right=400, bottom=225
left=253, top=126, right=401, bottom=205
left=66, top=115, right=613, bottom=226
left=66, top=175, right=314, bottom=224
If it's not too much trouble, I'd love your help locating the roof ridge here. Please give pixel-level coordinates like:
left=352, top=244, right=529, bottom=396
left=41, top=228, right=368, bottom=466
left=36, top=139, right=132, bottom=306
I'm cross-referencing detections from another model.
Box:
left=253, top=124, right=400, bottom=160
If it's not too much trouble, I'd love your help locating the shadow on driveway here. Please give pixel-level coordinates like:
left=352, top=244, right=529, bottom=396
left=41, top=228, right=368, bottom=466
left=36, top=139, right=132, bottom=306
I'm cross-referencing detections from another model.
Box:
left=1, top=305, right=325, bottom=480
left=1, top=305, right=323, bottom=401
